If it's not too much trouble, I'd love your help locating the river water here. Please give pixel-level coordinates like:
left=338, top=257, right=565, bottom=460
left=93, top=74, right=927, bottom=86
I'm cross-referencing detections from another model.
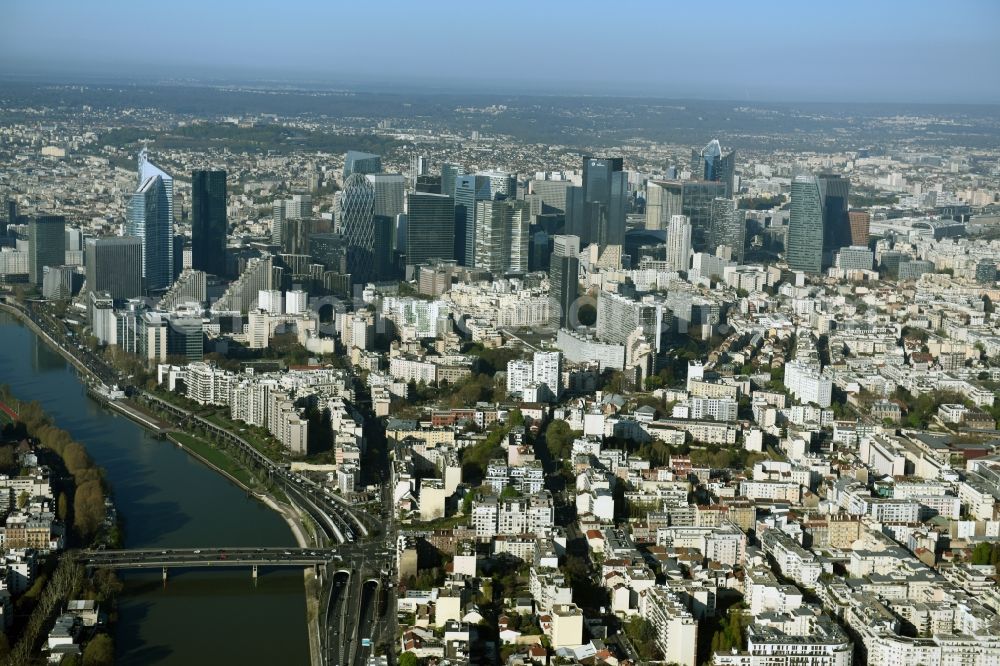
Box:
left=0, top=312, right=309, bottom=664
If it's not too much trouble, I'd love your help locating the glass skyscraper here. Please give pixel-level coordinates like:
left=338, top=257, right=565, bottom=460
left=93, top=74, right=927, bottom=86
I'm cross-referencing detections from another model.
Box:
left=473, top=199, right=529, bottom=274
left=787, top=175, right=824, bottom=274
left=191, top=169, right=227, bottom=277
left=440, top=163, right=463, bottom=199
left=28, top=215, right=65, bottom=286
left=85, top=237, right=143, bottom=300
left=405, top=192, right=455, bottom=266
left=454, top=174, right=493, bottom=266
left=709, top=197, right=746, bottom=262
left=818, top=173, right=851, bottom=268
left=575, top=157, right=626, bottom=250
left=343, top=151, right=382, bottom=178
left=127, top=149, right=174, bottom=292
left=340, top=173, right=377, bottom=285
left=692, top=139, right=736, bottom=197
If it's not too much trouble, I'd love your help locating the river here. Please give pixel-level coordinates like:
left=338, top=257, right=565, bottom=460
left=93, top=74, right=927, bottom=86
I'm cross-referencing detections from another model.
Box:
left=0, top=312, right=309, bottom=665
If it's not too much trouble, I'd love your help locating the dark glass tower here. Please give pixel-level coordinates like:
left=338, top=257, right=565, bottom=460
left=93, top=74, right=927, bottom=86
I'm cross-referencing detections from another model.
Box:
left=191, top=170, right=227, bottom=276
left=28, top=215, right=66, bottom=286
left=405, top=192, right=455, bottom=266
left=579, top=157, right=626, bottom=250
left=454, top=174, right=493, bottom=266
left=818, top=173, right=851, bottom=268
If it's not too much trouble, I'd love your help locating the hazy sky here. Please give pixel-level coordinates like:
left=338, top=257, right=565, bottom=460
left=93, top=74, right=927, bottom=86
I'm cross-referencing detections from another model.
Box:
left=4, top=0, right=999, bottom=103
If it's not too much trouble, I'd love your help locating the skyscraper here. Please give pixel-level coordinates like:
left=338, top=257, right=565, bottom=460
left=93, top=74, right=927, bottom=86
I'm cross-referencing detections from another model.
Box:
left=473, top=199, right=529, bottom=274
left=343, top=151, right=382, bottom=178
left=666, top=215, right=692, bottom=272
left=691, top=139, right=736, bottom=197
left=85, top=236, right=143, bottom=300
left=405, top=192, right=455, bottom=266
left=454, top=174, right=493, bottom=266
left=787, top=175, right=824, bottom=274
left=645, top=180, right=725, bottom=251
left=709, top=197, right=746, bottom=262
left=570, top=157, right=626, bottom=250
left=366, top=174, right=406, bottom=219
left=441, top=163, right=463, bottom=198
left=848, top=210, right=870, bottom=247
left=410, top=155, right=428, bottom=178
left=28, top=215, right=66, bottom=286
left=550, top=235, right=580, bottom=328
left=191, top=170, right=227, bottom=276
left=818, top=173, right=851, bottom=267
left=528, top=180, right=573, bottom=214
left=127, top=149, right=174, bottom=292
left=340, top=173, right=377, bottom=285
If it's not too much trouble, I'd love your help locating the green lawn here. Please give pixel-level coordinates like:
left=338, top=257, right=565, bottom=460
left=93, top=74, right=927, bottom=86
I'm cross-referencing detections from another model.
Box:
left=170, top=432, right=258, bottom=489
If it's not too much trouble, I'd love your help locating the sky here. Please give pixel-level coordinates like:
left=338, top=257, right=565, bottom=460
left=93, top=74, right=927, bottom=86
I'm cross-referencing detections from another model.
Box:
left=3, top=0, right=999, bottom=103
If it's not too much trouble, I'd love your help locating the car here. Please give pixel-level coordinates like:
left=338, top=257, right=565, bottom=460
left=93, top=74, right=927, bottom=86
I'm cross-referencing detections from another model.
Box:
left=193, top=549, right=201, bottom=554
left=219, top=553, right=228, bottom=560
left=283, top=551, right=292, bottom=555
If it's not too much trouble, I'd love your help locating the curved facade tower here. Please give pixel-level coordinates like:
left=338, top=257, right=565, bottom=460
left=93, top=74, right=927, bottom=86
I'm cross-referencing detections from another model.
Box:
left=340, top=173, right=376, bottom=285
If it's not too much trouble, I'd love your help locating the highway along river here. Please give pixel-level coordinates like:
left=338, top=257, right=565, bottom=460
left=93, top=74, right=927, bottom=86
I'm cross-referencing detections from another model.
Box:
left=0, top=312, right=309, bottom=665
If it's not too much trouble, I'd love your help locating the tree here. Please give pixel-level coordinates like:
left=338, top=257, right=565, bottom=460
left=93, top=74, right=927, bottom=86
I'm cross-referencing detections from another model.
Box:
left=398, top=652, right=419, bottom=666
left=544, top=419, right=577, bottom=460
left=82, top=634, right=114, bottom=666
left=16, top=490, right=29, bottom=509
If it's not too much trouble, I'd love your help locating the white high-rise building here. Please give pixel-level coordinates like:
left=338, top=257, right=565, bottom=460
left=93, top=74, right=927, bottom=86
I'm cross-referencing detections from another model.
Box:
left=285, top=290, right=308, bottom=315
left=257, top=289, right=284, bottom=315
left=666, top=214, right=692, bottom=272
left=507, top=359, right=534, bottom=396
left=533, top=351, right=562, bottom=400
left=366, top=174, right=406, bottom=219
left=783, top=360, right=833, bottom=408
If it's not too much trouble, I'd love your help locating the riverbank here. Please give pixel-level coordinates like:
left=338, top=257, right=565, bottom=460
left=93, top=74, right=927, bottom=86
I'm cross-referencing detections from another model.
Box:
left=0, top=303, right=322, bottom=666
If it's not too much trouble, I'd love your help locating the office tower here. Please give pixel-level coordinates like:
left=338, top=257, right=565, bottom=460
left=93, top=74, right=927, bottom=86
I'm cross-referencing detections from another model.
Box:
left=405, top=192, right=455, bottom=266
left=191, top=170, right=227, bottom=276
left=666, top=215, right=692, bottom=272
left=550, top=235, right=580, bottom=328
left=281, top=218, right=314, bottom=255
left=570, top=157, right=626, bottom=249
left=373, top=215, right=395, bottom=281
left=644, top=180, right=725, bottom=251
left=5, top=200, right=16, bottom=225
left=173, top=234, right=186, bottom=279
left=480, top=170, right=517, bottom=200
left=528, top=179, right=573, bottom=214
left=64, top=227, right=82, bottom=252
left=42, top=266, right=81, bottom=300
left=272, top=200, right=287, bottom=244
left=366, top=174, right=405, bottom=219
left=691, top=139, right=736, bottom=197
left=287, top=193, right=312, bottom=220
left=415, top=175, right=442, bottom=194
left=710, top=197, right=746, bottom=262
left=127, top=149, right=174, bottom=292
left=818, top=173, right=851, bottom=267
left=848, top=210, right=870, bottom=247
left=644, top=181, right=670, bottom=231
left=441, top=163, right=463, bottom=198
left=85, top=237, right=143, bottom=300
left=28, top=215, right=66, bottom=285
left=309, top=233, right=348, bottom=273
left=410, top=155, right=428, bottom=178
left=473, top=200, right=530, bottom=274
left=454, top=174, right=493, bottom=266
left=340, top=173, right=377, bottom=285
left=787, top=175, right=824, bottom=274
left=343, top=151, right=382, bottom=178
